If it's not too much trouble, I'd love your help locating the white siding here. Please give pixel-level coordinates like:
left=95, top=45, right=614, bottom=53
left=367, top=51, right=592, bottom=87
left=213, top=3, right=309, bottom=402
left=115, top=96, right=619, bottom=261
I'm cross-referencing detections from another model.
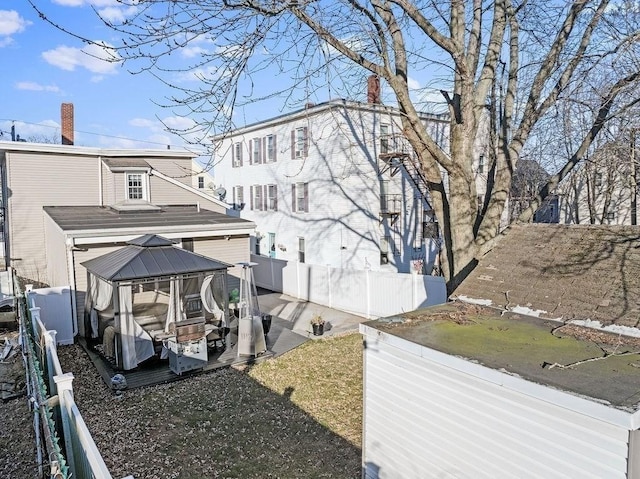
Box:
left=43, top=214, right=70, bottom=288
left=214, top=102, right=448, bottom=274
left=362, top=331, right=631, bottom=479
left=193, top=236, right=250, bottom=291
left=148, top=175, right=225, bottom=212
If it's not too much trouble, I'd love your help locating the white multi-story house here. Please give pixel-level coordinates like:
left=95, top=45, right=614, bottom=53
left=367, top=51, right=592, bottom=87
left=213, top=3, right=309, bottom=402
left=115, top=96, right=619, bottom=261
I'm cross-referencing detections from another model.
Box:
left=213, top=94, right=488, bottom=274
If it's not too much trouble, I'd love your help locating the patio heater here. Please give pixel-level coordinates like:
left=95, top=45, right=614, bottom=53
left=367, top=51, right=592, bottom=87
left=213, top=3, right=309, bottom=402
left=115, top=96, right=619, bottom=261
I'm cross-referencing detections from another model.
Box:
left=236, top=262, right=266, bottom=357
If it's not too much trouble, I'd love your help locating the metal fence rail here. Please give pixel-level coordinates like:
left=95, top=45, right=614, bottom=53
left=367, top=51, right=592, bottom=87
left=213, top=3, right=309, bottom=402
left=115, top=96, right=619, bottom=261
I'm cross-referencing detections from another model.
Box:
left=18, top=276, right=117, bottom=479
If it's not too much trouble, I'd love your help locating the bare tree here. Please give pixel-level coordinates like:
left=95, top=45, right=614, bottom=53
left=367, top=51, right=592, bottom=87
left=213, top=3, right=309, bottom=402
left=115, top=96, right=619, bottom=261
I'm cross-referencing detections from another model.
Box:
left=32, top=0, right=640, bottom=291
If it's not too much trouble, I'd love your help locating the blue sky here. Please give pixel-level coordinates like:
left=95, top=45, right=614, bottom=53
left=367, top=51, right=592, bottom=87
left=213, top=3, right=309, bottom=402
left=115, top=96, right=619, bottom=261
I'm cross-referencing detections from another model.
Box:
left=1, top=1, right=216, bottom=150
left=1, top=1, right=448, bottom=152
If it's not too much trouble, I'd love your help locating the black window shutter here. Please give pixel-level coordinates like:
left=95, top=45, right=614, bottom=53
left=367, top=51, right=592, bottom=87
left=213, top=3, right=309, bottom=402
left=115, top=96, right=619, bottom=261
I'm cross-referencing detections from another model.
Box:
left=304, top=182, right=309, bottom=212
left=291, top=130, right=295, bottom=159
left=250, top=185, right=254, bottom=210
left=239, top=143, right=243, bottom=166
left=303, top=126, right=308, bottom=157
left=231, top=143, right=235, bottom=167
left=273, top=135, right=277, bottom=162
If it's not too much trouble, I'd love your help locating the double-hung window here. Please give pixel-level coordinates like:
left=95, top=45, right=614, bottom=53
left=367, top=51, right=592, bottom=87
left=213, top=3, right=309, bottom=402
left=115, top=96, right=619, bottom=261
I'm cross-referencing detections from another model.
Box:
left=126, top=172, right=146, bottom=200
left=291, top=127, right=308, bottom=158
left=251, top=185, right=264, bottom=211
left=198, top=176, right=205, bottom=189
left=380, top=124, right=389, bottom=154
left=266, top=184, right=278, bottom=211
left=232, top=185, right=244, bottom=210
left=252, top=138, right=262, bottom=164
left=232, top=142, right=243, bottom=167
left=266, top=134, right=276, bottom=162
left=292, top=182, right=309, bottom=213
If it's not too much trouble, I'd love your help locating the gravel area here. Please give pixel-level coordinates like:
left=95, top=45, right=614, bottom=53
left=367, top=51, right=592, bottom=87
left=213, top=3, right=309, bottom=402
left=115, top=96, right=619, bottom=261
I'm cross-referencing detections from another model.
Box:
left=0, top=331, right=362, bottom=478
left=0, top=331, right=38, bottom=479
left=56, top=333, right=363, bottom=479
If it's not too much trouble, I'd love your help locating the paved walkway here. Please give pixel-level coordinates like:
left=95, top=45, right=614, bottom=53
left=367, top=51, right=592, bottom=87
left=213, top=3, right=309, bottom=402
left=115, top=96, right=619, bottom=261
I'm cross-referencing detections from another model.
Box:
left=257, top=288, right=368, bottom=339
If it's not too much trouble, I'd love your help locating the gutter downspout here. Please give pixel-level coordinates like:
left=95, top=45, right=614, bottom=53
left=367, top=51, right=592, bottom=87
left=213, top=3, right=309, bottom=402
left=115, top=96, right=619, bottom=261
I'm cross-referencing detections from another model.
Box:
left=66, top=237, right=78, bottom=337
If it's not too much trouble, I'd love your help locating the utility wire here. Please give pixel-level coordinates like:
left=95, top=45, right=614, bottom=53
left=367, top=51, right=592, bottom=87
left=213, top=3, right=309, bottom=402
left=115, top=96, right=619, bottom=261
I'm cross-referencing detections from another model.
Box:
left=0, top=118, right=191, bottom=149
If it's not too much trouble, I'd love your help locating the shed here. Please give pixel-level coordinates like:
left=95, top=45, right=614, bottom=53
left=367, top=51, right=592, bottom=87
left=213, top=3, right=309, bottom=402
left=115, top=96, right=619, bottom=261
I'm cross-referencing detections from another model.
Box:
left=360, top=224, right=640, bottom=478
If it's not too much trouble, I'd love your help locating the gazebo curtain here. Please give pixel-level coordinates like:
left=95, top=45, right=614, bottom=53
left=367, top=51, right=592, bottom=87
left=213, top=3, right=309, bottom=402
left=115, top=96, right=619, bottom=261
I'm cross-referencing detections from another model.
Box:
left=117, top=284, right=155, bottom=370
left=85, top=273, right=113, bottom=338
left=201, top=273, right=226, bottom=326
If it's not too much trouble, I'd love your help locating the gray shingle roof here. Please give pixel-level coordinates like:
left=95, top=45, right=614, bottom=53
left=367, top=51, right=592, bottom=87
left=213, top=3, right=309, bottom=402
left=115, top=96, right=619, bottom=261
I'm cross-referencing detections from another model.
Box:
left=452, top=224, right=640, bottom=327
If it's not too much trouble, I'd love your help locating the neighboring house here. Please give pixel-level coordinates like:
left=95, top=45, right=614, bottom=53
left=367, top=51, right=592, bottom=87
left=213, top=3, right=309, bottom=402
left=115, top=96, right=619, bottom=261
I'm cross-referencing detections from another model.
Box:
left=360, top=224, right=640, bottom=478
left=213, top=88, right=489, bottom=274
left=191, top=158, right=221, bottom=197
left=0, top=141, right=255, bottom=334
left=557, top=140, right=636, bottom=225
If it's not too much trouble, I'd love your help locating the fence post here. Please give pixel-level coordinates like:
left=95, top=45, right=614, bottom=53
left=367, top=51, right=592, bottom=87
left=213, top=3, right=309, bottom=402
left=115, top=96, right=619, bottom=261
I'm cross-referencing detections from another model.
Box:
left=44, top=330, right=58, bottom=394
left=54, top=372, right=76, bottom=476
left=29, top=306, right=41, bottom=343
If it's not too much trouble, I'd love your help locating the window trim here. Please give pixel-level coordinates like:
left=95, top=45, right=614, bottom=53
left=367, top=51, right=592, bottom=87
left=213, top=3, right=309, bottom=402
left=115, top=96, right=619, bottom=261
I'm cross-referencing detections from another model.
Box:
left=125, top=171, right=148, bottom=201
left=292, top=182, right=309, bottom=213
left=266, top=184, right=278, bottom=211
left=291, top=127, right=308, bottom=159
left=266, top=134, right=276, bottom=162
left=232, top=142, right=243, bottom=167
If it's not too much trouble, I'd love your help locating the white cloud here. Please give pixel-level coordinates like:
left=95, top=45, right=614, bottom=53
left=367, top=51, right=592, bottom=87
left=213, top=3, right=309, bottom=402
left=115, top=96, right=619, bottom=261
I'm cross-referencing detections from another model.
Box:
left=52, top=0, right=120, bottom=7
left=52, top=0, right=138, bottom=23
left=162, top=116, right=197, bottom=131
left=175, top=66, right=221, bottom=83
left=129, top=118, right=156, bottom=128
left=182, top=45, right=208, bottom=59
left=97, top=6, right=138, bottom=22
left=15, top=81, right=61, bottom=93
left=0, top=10, right=31, bottom=45
left=407, top=77, right=421, bottom=90
left=42, top=42, right=121, bottom=74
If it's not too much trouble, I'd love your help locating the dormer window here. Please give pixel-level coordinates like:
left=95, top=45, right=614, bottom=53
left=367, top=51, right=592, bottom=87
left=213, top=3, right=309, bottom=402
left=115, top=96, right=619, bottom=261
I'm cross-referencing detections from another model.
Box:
left=126, top=172, right=148, bottom=200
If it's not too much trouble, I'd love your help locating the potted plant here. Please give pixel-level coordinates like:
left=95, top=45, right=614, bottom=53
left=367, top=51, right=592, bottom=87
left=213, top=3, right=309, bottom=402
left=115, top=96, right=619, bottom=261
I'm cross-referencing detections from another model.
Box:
left=310, top=314, right=325, bottom=336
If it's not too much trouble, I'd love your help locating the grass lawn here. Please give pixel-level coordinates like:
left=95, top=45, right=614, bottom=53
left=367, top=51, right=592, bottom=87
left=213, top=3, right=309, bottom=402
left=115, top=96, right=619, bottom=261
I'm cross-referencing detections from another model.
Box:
left=59, top=332, right=363, bottom=479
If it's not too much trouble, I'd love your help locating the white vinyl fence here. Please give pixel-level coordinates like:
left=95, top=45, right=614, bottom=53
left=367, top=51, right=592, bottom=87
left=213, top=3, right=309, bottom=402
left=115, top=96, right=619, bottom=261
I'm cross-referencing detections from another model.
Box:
left=250, top=255, right=447, bottom=318
left=19, top=282, right=117, bottom=479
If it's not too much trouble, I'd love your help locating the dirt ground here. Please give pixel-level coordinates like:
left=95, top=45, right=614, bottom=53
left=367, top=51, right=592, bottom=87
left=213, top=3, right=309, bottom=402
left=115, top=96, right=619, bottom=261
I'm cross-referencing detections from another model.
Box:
left=0, top=330, right=38, bottom=479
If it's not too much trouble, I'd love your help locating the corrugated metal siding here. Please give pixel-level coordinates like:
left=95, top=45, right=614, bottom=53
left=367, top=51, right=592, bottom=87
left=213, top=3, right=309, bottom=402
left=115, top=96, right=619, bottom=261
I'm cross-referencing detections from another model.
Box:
left=43, top=214, right=70, bottom=288
left=6, top=152, right=100, bottom=282
left=193, top=236, right=250, bottom=282
left=363, top=336, right=630, bottom=479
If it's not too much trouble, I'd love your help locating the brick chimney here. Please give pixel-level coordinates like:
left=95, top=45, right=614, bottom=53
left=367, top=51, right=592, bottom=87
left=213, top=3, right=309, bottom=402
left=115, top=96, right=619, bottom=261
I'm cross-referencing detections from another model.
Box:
left=367, top=75, right=380, bottom=104
left=61, top=103, right=74, bottom=145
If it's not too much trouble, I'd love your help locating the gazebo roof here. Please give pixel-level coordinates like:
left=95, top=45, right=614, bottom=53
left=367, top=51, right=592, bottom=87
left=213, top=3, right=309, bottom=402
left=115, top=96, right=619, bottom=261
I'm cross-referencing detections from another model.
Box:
left=81, top=234, right=231, bottom=282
